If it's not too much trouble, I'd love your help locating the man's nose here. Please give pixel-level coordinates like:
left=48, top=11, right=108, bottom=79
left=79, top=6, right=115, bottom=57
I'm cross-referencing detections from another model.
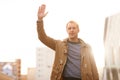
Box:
left=70, top=28, right=74, bottom=31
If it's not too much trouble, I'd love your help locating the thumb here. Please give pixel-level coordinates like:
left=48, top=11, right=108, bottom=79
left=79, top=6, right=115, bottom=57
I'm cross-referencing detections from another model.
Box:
left=43, top=12, right=48, bottom=17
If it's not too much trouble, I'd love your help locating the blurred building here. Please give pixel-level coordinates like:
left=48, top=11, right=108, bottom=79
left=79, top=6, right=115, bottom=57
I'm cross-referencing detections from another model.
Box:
left=0, top=59, right=21, bottom=80
left=103, top=13, right=120, bottom=80
left=36, top=47, right=55, bottom=80
left=21, top=75, right=27, bottom=80
left=27, top=68, right=35, bottom=80
left=0, top=72, right=13, bottom=80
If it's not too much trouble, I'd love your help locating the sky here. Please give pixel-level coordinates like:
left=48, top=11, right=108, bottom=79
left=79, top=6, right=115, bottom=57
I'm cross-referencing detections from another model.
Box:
left=0, top=0, right=120, bottom=74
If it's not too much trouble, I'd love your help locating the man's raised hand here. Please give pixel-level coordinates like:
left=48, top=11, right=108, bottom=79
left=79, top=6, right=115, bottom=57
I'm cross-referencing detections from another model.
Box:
left=38, top=4, right=48, bottom=21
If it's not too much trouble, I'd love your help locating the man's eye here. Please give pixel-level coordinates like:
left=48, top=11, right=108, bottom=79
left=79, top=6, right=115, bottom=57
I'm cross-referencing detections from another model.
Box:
left=68, top=28, right=71, bottom=30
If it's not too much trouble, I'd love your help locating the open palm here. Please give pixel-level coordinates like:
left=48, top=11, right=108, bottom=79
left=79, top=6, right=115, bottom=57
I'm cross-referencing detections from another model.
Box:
left=38, top=4, right=48, bottom=20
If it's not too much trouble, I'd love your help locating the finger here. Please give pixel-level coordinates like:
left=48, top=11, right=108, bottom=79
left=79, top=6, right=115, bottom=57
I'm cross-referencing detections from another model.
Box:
left=42, top=4, right=46, bottom=11
left=38, top=4, right=46, bottom=14
left=40, top=4, right=46, bottom=13
left=44, top=12, right=48, bottom=17
left=38, top=6, right=41, bottom=15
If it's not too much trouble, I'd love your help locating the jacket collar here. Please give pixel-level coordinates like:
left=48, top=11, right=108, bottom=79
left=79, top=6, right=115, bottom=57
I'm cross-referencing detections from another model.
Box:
left=63, top=38, right=87, bottom=47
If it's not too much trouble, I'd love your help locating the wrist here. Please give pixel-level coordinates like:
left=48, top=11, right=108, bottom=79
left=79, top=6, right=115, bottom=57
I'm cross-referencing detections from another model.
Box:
left=37, top=19, right=43, bottom=22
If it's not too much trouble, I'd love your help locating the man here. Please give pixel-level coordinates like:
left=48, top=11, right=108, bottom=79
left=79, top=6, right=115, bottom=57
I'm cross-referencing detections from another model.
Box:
left=37, top=4, right=99, bottom=80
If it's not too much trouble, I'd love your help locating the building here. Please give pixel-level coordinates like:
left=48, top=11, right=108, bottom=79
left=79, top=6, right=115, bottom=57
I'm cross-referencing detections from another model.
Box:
left=21, top=75, right=27, bottom=80
left=27, top=68, right=35, bottom=80
left=0, top=59, right=21, bottom=80
left=0, top=72, right=13, bottom=80
left=36, top=47, right=55, bottom=80
left=103, top=13, right=120, bottom=80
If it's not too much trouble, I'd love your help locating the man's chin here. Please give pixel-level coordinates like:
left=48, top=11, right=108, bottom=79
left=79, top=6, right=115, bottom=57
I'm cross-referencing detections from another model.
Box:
left=69, top=37, right=75, bottom=39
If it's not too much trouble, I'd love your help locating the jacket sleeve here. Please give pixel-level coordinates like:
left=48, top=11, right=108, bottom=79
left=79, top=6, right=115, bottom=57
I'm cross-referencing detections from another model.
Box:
left=89, top=45, right=99, bottom=80
left=37, top=20, right=56, bottom=50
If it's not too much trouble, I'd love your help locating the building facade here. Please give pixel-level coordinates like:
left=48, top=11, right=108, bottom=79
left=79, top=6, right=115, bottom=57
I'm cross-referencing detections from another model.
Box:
left=27, top=68, right=35, bottom=80
left=36, top=47, right=55, bottom=80
left=21, top=75, right=27, bottom=80
left=103, top=13, right=120, bottom=80
left=0, top=59, right=21, bottom=80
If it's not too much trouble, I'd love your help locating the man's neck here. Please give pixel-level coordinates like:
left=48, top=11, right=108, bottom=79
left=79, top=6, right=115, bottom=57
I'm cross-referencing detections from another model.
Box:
left=68, top=38, right=79, bottom=43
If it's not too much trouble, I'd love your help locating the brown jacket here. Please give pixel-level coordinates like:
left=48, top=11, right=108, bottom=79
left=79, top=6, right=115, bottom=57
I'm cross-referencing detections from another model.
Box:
left=37, top=20, right=99, bottom=80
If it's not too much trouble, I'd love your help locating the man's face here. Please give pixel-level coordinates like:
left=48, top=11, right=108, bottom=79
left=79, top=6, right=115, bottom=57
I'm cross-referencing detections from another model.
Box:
left=66, top=22, right=79, bottom=39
